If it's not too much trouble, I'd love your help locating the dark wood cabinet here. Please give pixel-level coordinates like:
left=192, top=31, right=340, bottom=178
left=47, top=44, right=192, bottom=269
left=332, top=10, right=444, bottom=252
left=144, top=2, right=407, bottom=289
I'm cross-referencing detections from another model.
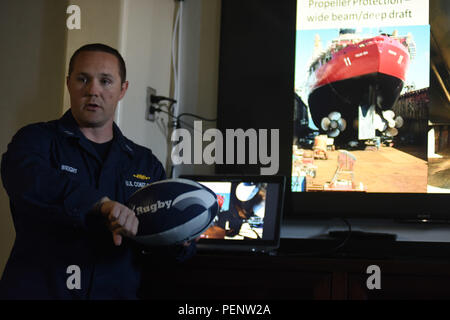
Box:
left=140, top=250, right=450, bottom=300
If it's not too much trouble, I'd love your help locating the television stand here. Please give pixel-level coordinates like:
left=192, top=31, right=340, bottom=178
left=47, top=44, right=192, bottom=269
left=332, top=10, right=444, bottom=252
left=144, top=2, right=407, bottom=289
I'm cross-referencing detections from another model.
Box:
left=140, top=238, right=450, bottom=300
left=328, top=230, right=397, bottom=241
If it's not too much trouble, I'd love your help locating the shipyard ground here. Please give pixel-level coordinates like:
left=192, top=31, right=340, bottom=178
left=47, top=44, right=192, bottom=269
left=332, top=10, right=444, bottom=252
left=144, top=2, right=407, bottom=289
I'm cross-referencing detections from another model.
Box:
left=428, top=148, right=450, bottom=191
left=305, top=145, right=429, bottom=193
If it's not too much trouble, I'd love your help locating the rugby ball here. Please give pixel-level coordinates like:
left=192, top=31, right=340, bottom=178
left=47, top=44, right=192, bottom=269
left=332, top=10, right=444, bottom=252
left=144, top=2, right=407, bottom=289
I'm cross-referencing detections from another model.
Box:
left=126, top=178, right=218, bottom=246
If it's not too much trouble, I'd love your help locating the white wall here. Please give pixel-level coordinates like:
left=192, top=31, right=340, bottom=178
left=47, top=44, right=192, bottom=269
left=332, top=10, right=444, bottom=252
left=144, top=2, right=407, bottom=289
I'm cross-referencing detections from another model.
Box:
left=116, top=0, right=175, bottom=168
left=115, top=0, right=222, bottom=176
left=0, top=0, right=69, bottom=276
left=172, top=0, right=222, bottom=177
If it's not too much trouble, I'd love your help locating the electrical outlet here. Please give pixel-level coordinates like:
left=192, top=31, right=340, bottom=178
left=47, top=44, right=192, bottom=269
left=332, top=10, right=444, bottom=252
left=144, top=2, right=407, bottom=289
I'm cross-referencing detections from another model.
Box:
left=146, top=86, right=157, bottom=121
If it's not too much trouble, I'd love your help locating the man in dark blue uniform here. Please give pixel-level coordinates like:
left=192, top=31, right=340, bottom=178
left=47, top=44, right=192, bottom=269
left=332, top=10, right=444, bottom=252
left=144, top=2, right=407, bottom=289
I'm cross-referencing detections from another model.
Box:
left=0, top=43, right=193, bottom=299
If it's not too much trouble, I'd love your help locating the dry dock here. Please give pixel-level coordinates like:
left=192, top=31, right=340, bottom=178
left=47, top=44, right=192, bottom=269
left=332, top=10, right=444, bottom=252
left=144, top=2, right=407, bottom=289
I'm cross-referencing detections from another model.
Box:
left=303, top=146, right=428, bottom=193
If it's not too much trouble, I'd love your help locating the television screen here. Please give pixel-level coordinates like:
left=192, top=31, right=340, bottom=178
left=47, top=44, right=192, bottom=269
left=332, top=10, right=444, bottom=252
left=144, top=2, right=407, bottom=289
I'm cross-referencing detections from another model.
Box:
left=292, top=0, right=449, bottom=195
left=217, top=0, right=449, bottom=219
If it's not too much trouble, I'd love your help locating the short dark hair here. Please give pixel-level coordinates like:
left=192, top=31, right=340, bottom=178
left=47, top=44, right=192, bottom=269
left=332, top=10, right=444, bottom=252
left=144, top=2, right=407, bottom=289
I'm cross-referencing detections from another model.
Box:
left=68, top=43, right=127, bottom=84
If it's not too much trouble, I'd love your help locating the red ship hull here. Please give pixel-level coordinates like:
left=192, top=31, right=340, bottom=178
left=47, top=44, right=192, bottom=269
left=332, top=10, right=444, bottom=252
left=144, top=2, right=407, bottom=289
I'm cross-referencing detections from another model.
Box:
left=312, top=35, right=410, bottom=91
left=307, top=35, right=412, bottom=143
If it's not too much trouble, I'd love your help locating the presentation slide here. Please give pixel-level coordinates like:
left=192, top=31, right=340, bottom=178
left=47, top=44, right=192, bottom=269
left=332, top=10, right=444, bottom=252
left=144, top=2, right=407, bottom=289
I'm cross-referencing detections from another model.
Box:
left=291, top=0, right=445, bottom=194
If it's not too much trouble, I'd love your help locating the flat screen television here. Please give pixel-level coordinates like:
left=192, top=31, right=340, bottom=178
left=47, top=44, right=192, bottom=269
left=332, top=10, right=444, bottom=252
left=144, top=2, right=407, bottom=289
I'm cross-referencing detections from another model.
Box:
left=215, top=0, right=450, bottom=220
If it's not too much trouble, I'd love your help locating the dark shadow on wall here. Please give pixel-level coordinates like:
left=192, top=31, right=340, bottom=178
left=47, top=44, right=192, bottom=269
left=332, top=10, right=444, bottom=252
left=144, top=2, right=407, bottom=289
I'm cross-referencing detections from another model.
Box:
left=0, top=0, right=68, bottom=276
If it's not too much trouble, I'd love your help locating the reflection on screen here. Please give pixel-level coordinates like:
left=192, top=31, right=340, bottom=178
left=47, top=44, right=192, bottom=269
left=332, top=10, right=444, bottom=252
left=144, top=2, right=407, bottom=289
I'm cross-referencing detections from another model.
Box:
left=199, top=182, right=267, bottom=240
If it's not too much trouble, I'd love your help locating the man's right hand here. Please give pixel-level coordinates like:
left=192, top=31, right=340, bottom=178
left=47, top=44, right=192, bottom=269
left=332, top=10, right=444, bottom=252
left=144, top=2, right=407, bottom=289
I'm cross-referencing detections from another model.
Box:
left=97, top=197, right=139, bottom=246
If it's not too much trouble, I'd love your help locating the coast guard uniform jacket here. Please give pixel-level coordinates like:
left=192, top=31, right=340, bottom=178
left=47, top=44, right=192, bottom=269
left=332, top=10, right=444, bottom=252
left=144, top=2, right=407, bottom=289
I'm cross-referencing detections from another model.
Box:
left=0, top=110, right=188, bottom=299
